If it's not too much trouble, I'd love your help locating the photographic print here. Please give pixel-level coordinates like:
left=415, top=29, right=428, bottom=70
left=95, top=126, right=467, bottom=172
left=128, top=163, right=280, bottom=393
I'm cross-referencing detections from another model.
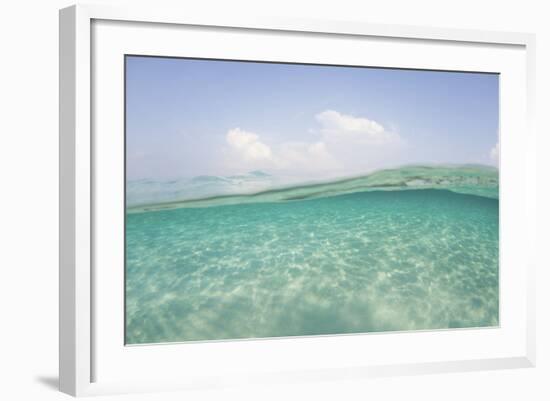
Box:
left=125, top=56, right=499, bottom=344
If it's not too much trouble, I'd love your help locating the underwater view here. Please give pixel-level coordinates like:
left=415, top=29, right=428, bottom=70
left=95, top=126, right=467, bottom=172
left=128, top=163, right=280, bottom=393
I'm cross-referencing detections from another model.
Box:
left=125, top=166, right=498, bottom=344
left=125, top=56, right=499, bottom=344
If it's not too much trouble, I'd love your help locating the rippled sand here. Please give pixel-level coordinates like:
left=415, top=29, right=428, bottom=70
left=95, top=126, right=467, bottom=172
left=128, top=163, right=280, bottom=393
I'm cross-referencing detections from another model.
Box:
left=125, top=188, right=498, bottom=344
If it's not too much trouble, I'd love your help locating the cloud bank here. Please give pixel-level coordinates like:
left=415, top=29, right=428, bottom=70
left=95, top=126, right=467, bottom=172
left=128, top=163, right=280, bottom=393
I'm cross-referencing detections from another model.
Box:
left=225, top=110, right=405, bottom=178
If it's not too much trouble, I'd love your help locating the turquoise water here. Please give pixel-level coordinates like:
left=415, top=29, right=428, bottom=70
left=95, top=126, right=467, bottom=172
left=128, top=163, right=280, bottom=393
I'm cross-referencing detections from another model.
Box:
left=125, top=166, right=499, bottom=344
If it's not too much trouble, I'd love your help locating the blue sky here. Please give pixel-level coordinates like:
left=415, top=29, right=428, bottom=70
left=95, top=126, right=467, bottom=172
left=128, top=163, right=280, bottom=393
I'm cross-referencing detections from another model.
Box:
left=126, top=56, right=499, bottom=181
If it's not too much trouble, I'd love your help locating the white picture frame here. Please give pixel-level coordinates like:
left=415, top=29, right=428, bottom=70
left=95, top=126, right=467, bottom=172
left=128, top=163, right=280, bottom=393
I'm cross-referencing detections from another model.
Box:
left=59, top=3, right=536, bottom=397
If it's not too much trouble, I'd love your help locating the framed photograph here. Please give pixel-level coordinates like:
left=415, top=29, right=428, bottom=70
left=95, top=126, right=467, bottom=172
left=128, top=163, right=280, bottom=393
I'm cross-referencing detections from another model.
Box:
left=59, top=4, right=536, bottom=396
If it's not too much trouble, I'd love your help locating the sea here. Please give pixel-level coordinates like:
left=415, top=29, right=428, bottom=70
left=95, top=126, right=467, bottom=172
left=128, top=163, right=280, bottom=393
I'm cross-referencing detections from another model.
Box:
left=125, top=165, right=499, bottom=344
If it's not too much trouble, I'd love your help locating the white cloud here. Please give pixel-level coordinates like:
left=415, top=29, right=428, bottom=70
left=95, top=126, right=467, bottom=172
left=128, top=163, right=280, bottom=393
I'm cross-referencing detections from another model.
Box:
left=490, top=141, right=499, bottom=164
left=276, top=141, right=337, bottom=171
left=226, top=128, right=273, bottom=161
left=225, top=128, right=336, bottom=174
left=224, top=110, right=405, bottom=178
left=315, top=110, right=400, bottom=144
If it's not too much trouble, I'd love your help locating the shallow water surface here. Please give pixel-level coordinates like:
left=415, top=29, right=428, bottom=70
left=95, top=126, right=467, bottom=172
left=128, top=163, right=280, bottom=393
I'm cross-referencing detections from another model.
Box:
left=126, top=177, right=499, bottom=344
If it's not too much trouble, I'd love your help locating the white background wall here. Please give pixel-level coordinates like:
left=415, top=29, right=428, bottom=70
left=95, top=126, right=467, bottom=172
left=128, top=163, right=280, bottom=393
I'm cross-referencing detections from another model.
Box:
left=0, top=0, right=547, bottom=399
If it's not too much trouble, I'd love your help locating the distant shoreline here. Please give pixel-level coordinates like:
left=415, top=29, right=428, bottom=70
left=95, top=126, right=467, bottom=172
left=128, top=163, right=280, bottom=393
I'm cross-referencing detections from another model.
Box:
left=126, top=164, right=499, bottom=213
